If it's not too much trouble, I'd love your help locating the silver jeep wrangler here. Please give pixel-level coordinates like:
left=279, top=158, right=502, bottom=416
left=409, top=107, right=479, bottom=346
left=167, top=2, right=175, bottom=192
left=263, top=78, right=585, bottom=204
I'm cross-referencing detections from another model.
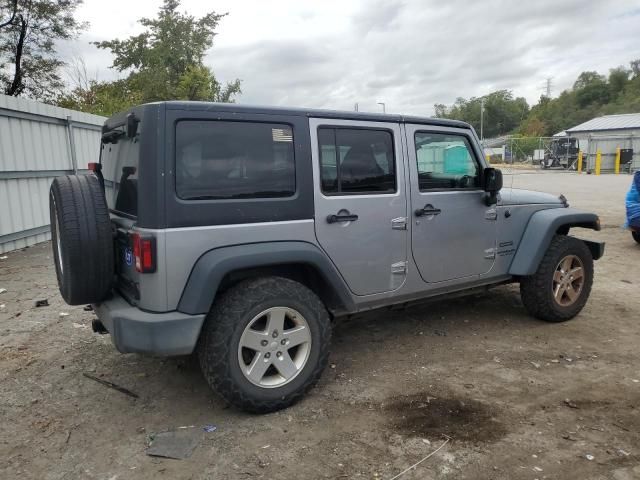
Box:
left=49, top=102, right=604, bottom=412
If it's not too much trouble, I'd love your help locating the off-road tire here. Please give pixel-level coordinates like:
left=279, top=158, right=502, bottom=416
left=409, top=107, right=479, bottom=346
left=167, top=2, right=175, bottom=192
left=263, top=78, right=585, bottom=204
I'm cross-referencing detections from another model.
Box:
left=632, top=231, right=640, bottom=244
left=197, top=276, right=331, bottom=413
left=520, top=235, right=593, bottom=322
left=49, top=175, right=113, bottom=305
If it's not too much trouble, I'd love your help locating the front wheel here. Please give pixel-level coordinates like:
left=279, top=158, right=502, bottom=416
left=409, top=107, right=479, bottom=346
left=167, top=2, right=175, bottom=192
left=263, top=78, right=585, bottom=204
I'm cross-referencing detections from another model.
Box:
left=632, top=231, right=640, bottom=244
left=198, top=276, right=331, bottom=413
left=520, top=235, right=594, bottom=322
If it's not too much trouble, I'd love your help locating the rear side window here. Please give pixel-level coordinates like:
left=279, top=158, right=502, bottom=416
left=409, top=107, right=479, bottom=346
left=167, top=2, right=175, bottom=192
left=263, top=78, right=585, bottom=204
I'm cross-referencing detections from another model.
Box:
left=176, top=121, right=295, bottom=200
left=318, top=127, right=396, bottom=194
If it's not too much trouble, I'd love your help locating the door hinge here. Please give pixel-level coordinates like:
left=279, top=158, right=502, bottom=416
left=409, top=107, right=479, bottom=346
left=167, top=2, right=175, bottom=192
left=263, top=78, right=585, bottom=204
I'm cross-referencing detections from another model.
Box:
left=484, top=247, right=497, bottom=259
left=485, top=209, right=498, bottom=221
left=391, top=261, right=408, bottom=274
left=391, top=217, right=407, bottom=230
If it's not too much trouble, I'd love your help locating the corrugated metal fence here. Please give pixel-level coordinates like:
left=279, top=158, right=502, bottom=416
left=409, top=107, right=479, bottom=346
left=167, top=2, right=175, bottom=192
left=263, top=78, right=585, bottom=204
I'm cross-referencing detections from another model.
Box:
left=0, top=94, right=106, bottom=254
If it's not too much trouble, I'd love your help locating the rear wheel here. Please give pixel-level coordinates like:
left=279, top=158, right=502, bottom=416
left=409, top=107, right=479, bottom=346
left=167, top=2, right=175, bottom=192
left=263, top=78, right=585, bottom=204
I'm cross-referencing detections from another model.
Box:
left=198, top=276, right=331, bottom=413
left=632, top=231, right=640, bottom=244
left=520, top=235, right=593, bottom=322
left=49, top=175, right=113, bottom=305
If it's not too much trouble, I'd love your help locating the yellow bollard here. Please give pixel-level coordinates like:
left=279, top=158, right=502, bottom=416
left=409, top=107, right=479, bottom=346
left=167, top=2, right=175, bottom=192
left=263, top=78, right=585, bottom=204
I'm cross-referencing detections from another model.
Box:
left=577, top=150, right=583, bottom=173
left=615, top=147, right=621, bottom=174
left=595, top=149, right=602, bottom=175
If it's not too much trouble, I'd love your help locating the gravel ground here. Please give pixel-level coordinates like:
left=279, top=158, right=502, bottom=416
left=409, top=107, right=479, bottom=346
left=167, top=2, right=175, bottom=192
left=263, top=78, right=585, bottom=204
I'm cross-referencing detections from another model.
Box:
left=1, top=171, right=639, bottom=480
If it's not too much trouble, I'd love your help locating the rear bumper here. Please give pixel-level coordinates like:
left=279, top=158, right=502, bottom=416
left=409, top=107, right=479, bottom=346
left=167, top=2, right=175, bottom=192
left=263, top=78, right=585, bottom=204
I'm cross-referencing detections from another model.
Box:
left=93, top=293, right=205, bottom=356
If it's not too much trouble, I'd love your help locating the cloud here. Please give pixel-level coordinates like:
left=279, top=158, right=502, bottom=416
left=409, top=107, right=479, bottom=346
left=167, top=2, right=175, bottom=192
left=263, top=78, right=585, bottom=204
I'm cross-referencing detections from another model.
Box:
left=70, top=0, right=640, bottom=115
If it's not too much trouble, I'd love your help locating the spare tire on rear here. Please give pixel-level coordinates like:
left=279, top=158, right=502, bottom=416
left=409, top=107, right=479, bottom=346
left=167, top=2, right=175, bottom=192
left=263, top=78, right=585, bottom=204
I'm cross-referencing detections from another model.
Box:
left=49, top=175, right=114, bottom=305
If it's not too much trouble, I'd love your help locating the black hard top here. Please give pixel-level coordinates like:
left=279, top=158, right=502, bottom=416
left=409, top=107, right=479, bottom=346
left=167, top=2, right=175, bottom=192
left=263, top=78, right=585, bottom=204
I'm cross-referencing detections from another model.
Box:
left=157, top=101, right=472, bottom=130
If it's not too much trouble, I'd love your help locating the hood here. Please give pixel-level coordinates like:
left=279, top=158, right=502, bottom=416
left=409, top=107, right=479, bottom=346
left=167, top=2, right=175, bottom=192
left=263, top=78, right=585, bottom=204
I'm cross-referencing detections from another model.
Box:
left=499, top=188, right=565, bottom=206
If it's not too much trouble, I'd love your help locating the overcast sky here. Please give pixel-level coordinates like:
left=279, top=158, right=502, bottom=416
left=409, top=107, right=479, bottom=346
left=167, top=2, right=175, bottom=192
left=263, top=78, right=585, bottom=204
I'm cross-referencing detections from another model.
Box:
left=62, top=0, right=640, bottom=115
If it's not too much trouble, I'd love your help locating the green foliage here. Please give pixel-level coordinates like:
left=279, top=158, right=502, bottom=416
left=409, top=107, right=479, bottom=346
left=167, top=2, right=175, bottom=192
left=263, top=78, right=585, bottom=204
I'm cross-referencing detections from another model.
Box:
left=62, top=0, right=241, bottom=116
left=0, top=0, right=85, bottom=101
left=57, top=79, right=142, bottom=117
left=435, top=58, right=640, bottom=138
left=434, top=90, right=529, bottom=138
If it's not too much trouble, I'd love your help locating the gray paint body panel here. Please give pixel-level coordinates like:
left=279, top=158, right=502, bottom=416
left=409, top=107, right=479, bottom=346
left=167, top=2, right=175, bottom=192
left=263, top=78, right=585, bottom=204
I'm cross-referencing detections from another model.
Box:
left=309, top=118, right=408, bottom=296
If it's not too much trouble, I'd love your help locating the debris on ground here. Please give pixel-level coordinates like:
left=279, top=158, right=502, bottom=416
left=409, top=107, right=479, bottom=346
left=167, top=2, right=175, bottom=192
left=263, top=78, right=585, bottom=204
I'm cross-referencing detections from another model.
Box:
left=0, top=304, right=5, bottom=309
left=59, top=312, right=70, bottom=317
left=83, top=305, right=93, bottom=311
left=34, top=299, right=49, bottom=307
left=0, top=288, right=7, bottom=294
left=584, top=454, right=594, bottom=461
left=146, top=427, right=202, bottom=460
left=434, top=330, right=447, bottom=337
left=72, top=323, right=88, bottom=329
left=530, top=361, right=541, bottom=369
left=563, top=399, right=579, bottom=409
left=0, top=256, right=7, bottom=260
left=82, top=373, right=139, bottom=398
left=203, top=424, right=217, bottom=433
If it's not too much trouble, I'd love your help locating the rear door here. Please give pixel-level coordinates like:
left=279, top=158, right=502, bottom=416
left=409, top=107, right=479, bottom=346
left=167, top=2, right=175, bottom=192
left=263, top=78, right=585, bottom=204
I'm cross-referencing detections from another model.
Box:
left=405, top=125, right=497, bottom=283
left=100, top=122, right=142, bottom=302
left=310, top=118, right=408, bottom=296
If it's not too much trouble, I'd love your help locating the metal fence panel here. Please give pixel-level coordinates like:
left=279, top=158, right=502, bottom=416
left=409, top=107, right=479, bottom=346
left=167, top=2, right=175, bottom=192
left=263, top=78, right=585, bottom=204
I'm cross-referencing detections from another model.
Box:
left=0, top=94, right=105, bottom=254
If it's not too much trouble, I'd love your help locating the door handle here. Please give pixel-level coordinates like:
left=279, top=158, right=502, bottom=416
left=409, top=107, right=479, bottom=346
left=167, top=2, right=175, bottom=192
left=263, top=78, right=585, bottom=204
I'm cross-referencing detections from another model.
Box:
left=326, top=212, right=358, bottom=223
left=414, top=204, right=441, bottom=217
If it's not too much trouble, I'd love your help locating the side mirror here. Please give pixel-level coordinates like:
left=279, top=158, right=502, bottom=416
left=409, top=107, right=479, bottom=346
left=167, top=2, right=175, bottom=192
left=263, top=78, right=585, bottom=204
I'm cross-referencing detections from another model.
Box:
left=483, top=167, right=503, bottom=205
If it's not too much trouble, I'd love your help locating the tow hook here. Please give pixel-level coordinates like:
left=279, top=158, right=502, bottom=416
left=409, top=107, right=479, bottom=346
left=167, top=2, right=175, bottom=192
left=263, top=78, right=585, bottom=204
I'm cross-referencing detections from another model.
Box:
left=91, top=319, right=108, bottom=334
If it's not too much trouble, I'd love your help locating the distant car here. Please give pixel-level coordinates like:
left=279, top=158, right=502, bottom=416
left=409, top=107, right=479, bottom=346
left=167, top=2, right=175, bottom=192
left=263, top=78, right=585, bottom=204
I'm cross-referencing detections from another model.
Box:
left=626, top=171, right=640, bottom=244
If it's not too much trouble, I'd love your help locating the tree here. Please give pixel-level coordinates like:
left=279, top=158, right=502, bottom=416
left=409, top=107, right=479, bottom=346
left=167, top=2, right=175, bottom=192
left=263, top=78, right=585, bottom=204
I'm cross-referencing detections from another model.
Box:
left=0, top=0, right=18, bottom=30
left=0, top=0, right=86, bottom=101
left=573, top=71, right=609, bottom=107
left=608, top=66, right=630, bottom=98
left=434, top=90, right=529, bottom=138
left=93, top=0, right=240, bottom=105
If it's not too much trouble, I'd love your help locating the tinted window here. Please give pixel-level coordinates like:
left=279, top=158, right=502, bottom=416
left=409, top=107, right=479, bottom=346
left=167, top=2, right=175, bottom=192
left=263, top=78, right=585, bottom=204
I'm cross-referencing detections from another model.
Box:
left=176, top=121, right=295, bottom=200
left=318, top=127, right=395, bottom=194
left=414, top=132, right=480, bottom=190
left=101, top=127, right=141, bottom=216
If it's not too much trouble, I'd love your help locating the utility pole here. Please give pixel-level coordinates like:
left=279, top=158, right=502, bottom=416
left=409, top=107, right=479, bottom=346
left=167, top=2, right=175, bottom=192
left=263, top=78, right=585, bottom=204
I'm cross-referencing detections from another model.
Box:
left=377, top=102, right=386, bottom=113
left=480, top=98, right=485, bottom=141
left=354, top=102, right=359, bottom=112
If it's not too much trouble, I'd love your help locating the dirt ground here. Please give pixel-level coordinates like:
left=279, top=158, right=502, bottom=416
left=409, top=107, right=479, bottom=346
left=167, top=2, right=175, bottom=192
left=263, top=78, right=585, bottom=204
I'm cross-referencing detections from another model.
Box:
left=1, top=171, right=639, bottom=480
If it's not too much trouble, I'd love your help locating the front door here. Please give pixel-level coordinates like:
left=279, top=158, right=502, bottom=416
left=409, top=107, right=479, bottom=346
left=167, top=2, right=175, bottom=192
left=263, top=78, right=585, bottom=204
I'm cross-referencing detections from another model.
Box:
left=310, top=118, right=408, bottom=296
left=406, top=125, right=497, bottom=283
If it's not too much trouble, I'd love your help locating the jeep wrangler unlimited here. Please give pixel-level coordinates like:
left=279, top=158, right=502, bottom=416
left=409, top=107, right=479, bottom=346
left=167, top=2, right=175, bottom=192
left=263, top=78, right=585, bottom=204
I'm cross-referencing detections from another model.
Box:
left=49, top=102, right=604, bottom=413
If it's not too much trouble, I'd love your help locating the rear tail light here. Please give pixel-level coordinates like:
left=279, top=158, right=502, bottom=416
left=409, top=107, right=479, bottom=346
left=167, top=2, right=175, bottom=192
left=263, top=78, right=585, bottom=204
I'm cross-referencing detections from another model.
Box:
left=131, top=233, right=156, bottom=273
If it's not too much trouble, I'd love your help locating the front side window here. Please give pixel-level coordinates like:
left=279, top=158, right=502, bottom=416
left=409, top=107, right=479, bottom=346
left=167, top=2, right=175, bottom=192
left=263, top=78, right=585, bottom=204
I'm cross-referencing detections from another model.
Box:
left=176, top=121, right=295, bottom=200
left=414, top=132, right=480, bottom=190
left=318, top=127, right=396, bottom=194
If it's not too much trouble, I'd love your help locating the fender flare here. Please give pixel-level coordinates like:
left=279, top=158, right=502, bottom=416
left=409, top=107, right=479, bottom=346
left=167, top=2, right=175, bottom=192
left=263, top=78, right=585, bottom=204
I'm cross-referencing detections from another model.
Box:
left=177, top=241, right=355, bottom=315
left=508, top=208, right=601, bottom=276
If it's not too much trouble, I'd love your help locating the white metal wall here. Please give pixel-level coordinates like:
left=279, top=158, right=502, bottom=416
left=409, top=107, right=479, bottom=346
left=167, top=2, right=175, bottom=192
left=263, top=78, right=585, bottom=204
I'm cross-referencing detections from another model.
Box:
left=573, top=130, right=640, bottom=172
left=0, top=94, right=106, bottom=254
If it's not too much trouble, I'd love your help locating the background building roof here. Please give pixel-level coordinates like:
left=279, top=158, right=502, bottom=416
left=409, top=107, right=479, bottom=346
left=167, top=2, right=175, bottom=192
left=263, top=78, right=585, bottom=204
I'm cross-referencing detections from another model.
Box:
left=566, top=113, right=640, bottom=133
